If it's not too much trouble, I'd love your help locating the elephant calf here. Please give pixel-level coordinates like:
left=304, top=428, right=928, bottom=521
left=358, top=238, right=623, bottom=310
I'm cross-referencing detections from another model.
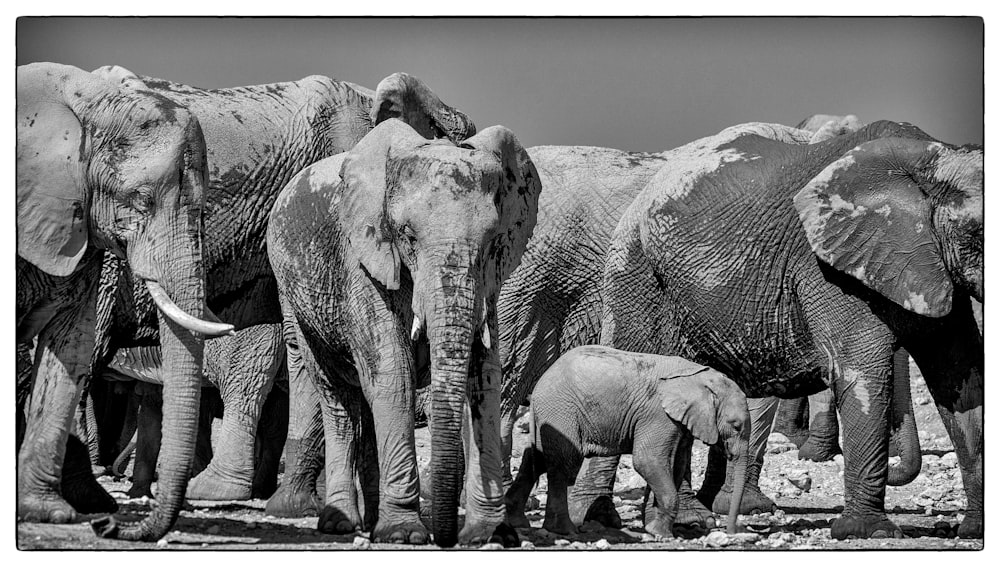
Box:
left=505, top=346, right=749, bottom=538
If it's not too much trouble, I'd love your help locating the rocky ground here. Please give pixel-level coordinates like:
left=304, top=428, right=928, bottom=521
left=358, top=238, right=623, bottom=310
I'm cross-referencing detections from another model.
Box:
left=17, top=361, right=983, bottom=551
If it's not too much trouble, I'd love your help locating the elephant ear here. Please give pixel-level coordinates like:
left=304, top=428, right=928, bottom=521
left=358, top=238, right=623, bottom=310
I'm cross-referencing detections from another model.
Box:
left=339, top=118, right=429, bottom=290
left=372, top=72, right=476, bottom=143
left=794, top=137, right=953, bottom=317
left=16, top=63, right=106, bottom=276
left=463, top=125, right=542, bottom=288
left=658, top=371, right=719, bottom=445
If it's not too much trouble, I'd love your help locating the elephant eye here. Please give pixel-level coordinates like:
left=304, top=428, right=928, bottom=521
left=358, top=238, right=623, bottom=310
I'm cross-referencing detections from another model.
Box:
left=129, top=187, right=156, bottom=215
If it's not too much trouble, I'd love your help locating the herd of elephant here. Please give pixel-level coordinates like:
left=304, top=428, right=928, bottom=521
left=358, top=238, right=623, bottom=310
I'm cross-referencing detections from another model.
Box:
left=16, top=61, right=983, bottom=548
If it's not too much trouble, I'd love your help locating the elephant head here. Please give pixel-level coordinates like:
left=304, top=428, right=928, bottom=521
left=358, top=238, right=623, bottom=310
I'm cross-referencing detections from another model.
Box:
left=339, top=118, right=540, bottom=545
left=659, top=370, right=750, bottom=534
left=794, top=135, right=983, bottom=317
left=371, top=72, right=477, bottom=143
left=17, top=62, right=232, bottom=541
left=796, top=114, right=865, bottom=143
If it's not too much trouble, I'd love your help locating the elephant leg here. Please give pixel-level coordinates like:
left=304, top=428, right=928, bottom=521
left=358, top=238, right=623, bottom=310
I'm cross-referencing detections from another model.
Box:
left=458, top=338, right=517, bottom=547
left=128, top=383, right=162, bottom=499
left=635, top=430, right=685, bottom=539
left=314, top=376, right=368, bottom=535
left=188, top=325, right=283, bottom=501
left=60, top=433, right=118, bottom=514
left=568, top=456, right=621, bottom=528
left=499, top=403, right=519, bottom=489
left=798, top=389, right=842, bottom=462
left=253, top=382, right=289, bottom=500
left=712, top=396, right=778, bottom=515
left=110, top=384, right=140, bottom=478
left=772, top=396, right=811, bottom=448
left=353, top=337, right=425, bottom=545
left=18, top=274, right=102, bottom=524
left=829, top=352, right=902, bottom=540
left=538, top=431, right=582, bottom=536
left=905, top=304, right=983, bottom=539
left=265, top=321, right=324, bottom=518
left=505, top=444, right=544, bottom=528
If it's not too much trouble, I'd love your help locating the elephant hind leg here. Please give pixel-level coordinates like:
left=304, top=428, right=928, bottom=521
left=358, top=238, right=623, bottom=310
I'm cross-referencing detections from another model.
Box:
left=504, top=443, right=545, bottom=528
left=61, top=434, right=117, bottom=514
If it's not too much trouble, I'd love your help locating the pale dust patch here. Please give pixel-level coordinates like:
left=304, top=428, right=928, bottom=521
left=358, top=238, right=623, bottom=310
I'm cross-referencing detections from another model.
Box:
left=903, top=292, right=930, bottom=315
left=843, top=368, right=870, bottom=415
left=827, top=194, right=866, bottom=218
left=874, top=205, right=891, bottom=217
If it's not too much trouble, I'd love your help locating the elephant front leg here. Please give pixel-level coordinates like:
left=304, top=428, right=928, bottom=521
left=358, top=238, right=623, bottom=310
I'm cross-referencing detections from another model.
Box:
left=459, top=338, right=519, bottom=547
left=829, top=359, right=902, bottom=540
left=129, top=383, right=162, bottom=499
left=906, top=305, right=983, bottom=539
left=568, top=455, right=621, bottom=528
left=315, top=377, right=369, bottom=535
left=18, top=278, right=101, bottom=523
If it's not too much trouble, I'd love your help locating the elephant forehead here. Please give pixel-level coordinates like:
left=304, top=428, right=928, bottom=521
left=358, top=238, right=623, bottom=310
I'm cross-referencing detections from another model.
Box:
left=391, top=146, right=501, bottom=194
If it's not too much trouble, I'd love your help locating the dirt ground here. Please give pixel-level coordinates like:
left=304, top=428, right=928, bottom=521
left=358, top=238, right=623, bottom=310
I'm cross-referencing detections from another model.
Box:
left=17, top=361, right=983, bottom=551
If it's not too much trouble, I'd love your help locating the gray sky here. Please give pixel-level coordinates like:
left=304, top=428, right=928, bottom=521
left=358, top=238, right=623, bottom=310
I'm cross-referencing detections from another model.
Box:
left=16, top=17, right=983, bottom=151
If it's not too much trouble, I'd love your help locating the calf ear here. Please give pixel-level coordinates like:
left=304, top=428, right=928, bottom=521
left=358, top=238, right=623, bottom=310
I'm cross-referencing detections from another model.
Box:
left=794, top=137, right=954, bottom=317
left=658, top=374, right=719, bottom=445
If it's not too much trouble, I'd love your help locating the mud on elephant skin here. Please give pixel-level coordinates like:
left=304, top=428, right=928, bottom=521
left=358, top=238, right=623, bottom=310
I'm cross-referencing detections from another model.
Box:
left=506, top=346, right=750, bottom=539
left=17, top=62, right=232, bottom=542
left=268, top=118, right=541, bottom=547
left=599, top=120, right=982, bottom=540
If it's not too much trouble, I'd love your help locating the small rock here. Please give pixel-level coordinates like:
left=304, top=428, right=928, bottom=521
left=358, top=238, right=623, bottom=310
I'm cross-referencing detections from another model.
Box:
left=480, top=542, right=504, bottom=550
left=915, top=395, right=931, bottom=405
left=940, top=452, right=958, bottom=467
left=640, top=533, right=658, bottom=543
left=832, top=455, right=845, bottom=468
left=520, top=540, right=535, bottom=550
left=554, top=538, right=571, bottom=546
left=924, top=506, right=934, bottom=516
left=353, top=536, right=371, bottom=550
left=767, top=441, right=797, bottom=455
left=206, top=524, right=221, bottom=535
left=780, top=486, right=802, bottom=498
left=593, top=538, right=611, bottom=550
left=768, top=432, right=792, bottom=444
left=570, top=541, right=588, bottom=550
left=731, top=533, right=761, bottom=544
left=156, top=539, right=168, bottom=548
left=704, top=531, right=732, bottom=548
left=787, top=470, right=812, bottom=492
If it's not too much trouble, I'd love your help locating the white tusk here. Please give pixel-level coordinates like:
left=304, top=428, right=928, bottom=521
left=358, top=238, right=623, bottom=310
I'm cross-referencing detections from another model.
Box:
left=410, top=315, right=422, bottom=341
left=145, top=280, right=235, bottom=337
left=481, top=323, right=491, bottom=350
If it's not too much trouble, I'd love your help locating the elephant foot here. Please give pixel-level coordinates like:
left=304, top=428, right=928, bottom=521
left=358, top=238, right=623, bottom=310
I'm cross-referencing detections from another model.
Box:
left=459, top=520, right=520, bottom=548
left=371, top=507, right=428, bottom=545
left=542, top=512, right=579, bottom=535
left=186, top=467, right=252, bottom=501
left=265, top=482, right=322, bottom=518
left=643, top=514, right=674, bottom=540
left=830, top=514, right=903, bottom=540
left=317, top=501, right=363, bottom=534
left=18, top=492, right=78, bottom=523
left=957, top=514, right=983, bottom=539
left=126, top=482, right=154, bottom=500
left=677, top=489, right=717, bottom=528
left=797, top=437, right=842, bottom=462
left=712, top=483, right=776, bottom=515
left=568, top=494, right=621, bottom=528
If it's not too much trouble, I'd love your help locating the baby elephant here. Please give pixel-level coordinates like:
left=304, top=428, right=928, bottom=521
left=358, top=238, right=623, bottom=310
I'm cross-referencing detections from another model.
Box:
left=505, top=345, right=749, bottom=538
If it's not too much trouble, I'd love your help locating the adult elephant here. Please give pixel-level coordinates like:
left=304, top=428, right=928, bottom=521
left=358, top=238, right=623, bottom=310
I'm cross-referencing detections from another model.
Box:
left=267, top=119, right=541, bottom=547
left=71, top=67, right=475, bottom=504
left=16, top=62, right=233, bottom=542
left=599, top=120, right=983, bottom=539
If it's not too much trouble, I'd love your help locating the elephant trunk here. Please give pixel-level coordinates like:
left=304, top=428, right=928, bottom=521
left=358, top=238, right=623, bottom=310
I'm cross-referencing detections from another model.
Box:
left=727, top=441, right=748, bottom=534
left=887, top=349, right=921, bottom=486
left=426, top=270, right=478, bottom=548
left=93, top=139, right=211, bottom=542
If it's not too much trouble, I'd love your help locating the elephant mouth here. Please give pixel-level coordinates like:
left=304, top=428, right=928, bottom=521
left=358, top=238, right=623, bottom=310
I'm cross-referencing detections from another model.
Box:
left=144, top=280, right=234, bottom=337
